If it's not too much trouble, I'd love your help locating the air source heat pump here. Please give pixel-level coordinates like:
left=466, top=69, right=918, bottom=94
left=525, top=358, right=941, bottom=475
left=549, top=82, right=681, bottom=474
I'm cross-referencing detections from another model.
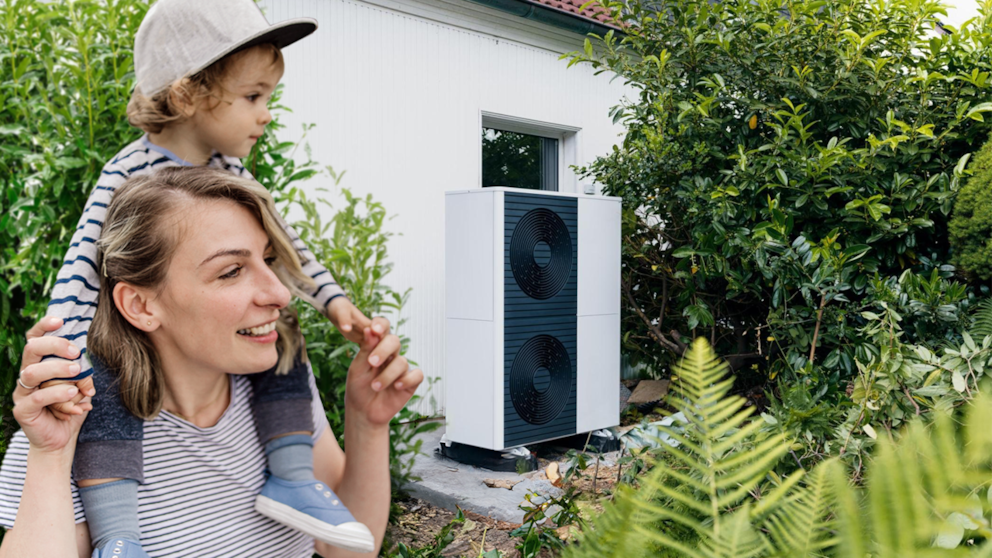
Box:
left=445, top=187, right=621, bottom=451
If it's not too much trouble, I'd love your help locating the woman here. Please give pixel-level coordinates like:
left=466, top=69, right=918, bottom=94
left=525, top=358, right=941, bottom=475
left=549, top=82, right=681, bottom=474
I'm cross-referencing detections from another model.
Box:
left=0, top=167, right=423, bottom=557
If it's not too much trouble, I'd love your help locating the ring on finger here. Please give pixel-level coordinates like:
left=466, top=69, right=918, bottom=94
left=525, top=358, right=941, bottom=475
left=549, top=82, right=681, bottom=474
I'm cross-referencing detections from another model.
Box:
left=17, top=377, right=38, bottom=391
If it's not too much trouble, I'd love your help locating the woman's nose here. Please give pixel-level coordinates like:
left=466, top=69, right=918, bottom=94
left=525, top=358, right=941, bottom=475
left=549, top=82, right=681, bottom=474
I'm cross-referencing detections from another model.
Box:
left=257, top=265, right=291, bottom=309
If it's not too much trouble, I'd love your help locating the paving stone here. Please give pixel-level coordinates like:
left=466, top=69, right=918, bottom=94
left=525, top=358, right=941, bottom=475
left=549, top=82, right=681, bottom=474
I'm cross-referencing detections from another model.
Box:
left=404, top=425, right=562, bottom=524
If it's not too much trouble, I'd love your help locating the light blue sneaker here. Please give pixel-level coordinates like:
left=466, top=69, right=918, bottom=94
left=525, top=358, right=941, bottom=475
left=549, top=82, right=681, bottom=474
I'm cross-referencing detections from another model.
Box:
left=91, top=538, right=149, bottom=558
left=254, top=477, right=375, bottom=554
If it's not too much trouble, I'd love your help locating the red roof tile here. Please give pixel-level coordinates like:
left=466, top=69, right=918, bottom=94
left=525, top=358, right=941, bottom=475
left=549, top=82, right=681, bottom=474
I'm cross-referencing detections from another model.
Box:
left=526, top=0, right=618, bottom=28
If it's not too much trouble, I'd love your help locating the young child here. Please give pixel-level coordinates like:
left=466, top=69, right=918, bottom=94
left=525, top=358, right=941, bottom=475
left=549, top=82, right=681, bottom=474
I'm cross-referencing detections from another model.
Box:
left=43, top=0, right=380, bottom=556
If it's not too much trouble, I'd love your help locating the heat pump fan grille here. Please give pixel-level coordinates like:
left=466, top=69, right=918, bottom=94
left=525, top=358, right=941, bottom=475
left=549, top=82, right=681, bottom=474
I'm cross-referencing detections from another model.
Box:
left=509, top=208, right=573, bottom=300
left=509, top=335, right=572, bottom=425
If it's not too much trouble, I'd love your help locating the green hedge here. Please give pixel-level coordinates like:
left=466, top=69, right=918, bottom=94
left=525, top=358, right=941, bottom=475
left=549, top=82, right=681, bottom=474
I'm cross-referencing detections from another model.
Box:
left=950, top=134, right=992, bottom=281
left=1, top=0, right=148, bottom=446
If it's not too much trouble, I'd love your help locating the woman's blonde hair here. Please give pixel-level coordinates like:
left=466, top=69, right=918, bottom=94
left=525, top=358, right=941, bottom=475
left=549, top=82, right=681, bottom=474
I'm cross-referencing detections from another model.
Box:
left=127, top=44, right=283, bottom=134
left=89, top=166, right=315, bottom=419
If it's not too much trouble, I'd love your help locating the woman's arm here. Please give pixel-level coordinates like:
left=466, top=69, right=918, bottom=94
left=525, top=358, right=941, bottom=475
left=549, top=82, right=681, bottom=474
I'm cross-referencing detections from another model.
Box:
left=312, top=420, right=390, bottom=558
left=312, top=328, right=423, bottom=557
left=0, top=318, right=94, bottom=558
left=0, top=448, right=78, bottom=558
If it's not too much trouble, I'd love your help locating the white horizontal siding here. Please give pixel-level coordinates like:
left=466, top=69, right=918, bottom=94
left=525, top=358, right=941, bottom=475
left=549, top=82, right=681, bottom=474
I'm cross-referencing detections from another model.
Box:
left=261, top=0, right=628, bottom=416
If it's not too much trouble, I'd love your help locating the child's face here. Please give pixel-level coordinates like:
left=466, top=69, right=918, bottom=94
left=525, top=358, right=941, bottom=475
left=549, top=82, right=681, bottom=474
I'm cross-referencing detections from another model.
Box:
left=190, top=48, right=285, bottom=158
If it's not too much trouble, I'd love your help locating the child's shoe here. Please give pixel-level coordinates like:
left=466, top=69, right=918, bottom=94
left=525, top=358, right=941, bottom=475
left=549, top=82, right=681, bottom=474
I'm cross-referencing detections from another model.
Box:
left=91, top=538, right=150, bottom=558
left=255, top=476, right=375, bottom=553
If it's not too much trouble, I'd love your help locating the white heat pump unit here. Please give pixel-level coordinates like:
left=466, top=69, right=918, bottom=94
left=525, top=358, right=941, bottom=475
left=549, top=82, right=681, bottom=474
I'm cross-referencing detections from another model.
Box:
left=445, top=187, right=621, bottom=451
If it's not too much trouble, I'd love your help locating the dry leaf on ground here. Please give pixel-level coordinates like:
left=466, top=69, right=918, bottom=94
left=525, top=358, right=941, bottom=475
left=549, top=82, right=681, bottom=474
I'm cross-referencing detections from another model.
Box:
left=547, top=462, right=561, bottom=486
left=483, top=478, right=521, bottom=490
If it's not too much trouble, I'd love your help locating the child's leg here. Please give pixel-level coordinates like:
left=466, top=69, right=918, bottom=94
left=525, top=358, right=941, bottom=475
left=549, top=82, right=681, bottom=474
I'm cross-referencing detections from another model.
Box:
left=247, top=351, right=315, bottom=481
left=75, top=355, right=146, bottom=552
left=249, top=348, right=375, bottom=554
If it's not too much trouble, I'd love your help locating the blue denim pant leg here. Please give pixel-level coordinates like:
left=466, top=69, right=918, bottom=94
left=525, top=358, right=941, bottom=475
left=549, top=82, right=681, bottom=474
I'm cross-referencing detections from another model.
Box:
left=74, top=354, right=145, bottom=482
left=248, top=346, right=315, bottom=445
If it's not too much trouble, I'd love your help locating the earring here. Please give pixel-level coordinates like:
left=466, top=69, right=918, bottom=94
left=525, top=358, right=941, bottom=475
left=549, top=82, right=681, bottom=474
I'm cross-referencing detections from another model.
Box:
left=147, top=321, right=152, bottom=326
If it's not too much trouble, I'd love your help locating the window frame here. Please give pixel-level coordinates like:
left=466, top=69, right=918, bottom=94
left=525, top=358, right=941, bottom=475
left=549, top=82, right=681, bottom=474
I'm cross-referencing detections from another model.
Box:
left=479, top=111, right=581, bottom=193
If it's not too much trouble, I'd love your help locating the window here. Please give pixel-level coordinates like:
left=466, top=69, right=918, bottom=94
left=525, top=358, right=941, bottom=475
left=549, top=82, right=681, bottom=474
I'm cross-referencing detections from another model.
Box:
left=482, top=128, right=559, bottom=191
left=480, top=112, right=582, bottom=193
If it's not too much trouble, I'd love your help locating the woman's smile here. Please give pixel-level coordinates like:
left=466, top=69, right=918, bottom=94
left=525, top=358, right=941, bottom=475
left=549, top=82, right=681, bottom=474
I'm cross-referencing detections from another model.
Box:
left=237, top=319, right=279, bottom=342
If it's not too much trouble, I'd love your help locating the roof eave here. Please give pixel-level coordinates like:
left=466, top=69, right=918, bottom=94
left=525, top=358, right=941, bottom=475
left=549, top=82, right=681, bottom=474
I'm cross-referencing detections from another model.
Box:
left=463, top=0, right=619, bottom=37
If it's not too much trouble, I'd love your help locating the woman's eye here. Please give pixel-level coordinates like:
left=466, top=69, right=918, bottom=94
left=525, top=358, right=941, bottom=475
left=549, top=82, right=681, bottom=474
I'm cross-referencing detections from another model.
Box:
left=220, top=266, right=243, bottom=279
left=264, top=256, right=277, bottom=266
left=247, top=94, right=260, bottom=102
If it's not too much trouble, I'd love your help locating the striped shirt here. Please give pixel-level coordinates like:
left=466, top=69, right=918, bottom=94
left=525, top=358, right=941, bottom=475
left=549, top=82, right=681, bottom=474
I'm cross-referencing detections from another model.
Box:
left=0, top=372, right=330, bottom=557
left=46, top=136, right=346, bottom=378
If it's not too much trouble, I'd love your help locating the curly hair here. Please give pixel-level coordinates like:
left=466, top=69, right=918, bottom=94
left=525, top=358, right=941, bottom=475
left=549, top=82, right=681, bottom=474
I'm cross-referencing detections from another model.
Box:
left=127, top=43, right=282, bottom=134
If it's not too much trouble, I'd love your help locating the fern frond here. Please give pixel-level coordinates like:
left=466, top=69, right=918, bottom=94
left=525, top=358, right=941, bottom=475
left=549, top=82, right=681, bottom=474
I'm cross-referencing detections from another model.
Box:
left=968, top=297, right=992, bottom=339
left=634, top=523, right=708, bottom=558
left=666, top=339, right=790, bottom=544
left=964, top=393, right=992, bottom=466
left=698, top=504, right=771, bottom=558
left=560, top=483, right=655, bottom=558
left=827, top=459, right=867, bottom=558
left=751, top=468, right=805, bottom=519
left=766, top=464, right=836, bottom=557
left=634, top=476, right=712, bottom=516
left=632, top=496, right=706, bottom=531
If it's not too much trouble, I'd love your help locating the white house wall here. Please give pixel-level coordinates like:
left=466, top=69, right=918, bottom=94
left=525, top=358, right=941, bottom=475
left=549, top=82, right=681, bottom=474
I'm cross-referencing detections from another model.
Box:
left=260, top=0, right=628, bottom=416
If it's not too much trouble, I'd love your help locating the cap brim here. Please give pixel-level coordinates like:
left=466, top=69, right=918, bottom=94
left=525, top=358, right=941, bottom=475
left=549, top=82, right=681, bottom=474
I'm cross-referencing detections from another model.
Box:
left=194, top=17, right=317, bottom=76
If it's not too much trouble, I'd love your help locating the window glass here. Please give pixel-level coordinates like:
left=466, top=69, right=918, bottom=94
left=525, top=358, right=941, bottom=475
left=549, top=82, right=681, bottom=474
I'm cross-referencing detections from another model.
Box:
left=482, top=128, right=558, bottom=191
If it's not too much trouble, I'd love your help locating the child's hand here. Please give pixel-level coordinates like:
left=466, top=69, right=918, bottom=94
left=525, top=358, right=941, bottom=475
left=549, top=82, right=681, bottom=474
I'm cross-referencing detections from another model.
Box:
left=344, top=327, right=423, bottom=427
left=26, top=317, right=96, bottom=421
left=326, top=296, right=390, bottom=345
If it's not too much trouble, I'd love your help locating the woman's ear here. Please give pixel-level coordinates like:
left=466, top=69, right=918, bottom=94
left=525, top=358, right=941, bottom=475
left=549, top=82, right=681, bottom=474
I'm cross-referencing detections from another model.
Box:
left=113, top=282, right=159, bottom=332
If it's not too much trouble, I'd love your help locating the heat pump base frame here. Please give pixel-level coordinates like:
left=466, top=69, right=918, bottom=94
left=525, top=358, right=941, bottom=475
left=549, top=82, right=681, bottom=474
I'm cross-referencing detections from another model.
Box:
left=437, top=440, right=539, bottom=473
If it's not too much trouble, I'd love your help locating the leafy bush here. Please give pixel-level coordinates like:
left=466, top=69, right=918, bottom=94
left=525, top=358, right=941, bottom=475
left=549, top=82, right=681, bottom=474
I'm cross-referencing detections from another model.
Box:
left=565, top=339, right=992, bottom=557
left=566, top=0, right=992, bottom=402
left=0, top=0, right=148, bottom=446
left=950, top=133, right=992, bottom=281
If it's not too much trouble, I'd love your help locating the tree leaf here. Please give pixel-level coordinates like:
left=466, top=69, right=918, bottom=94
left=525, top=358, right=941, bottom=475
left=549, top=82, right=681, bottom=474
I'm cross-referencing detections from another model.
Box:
left=952, top=370, right=967, bottom=393
left=862, top=424, right=877, bottom=439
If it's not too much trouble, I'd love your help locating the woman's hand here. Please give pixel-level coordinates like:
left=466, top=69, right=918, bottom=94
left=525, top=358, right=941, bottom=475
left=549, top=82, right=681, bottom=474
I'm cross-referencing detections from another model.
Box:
left=15, top=317, right=93, bottom=454
left=344, top=328, right=424, bottom=427
left=326, top=296, right=390, bottom=345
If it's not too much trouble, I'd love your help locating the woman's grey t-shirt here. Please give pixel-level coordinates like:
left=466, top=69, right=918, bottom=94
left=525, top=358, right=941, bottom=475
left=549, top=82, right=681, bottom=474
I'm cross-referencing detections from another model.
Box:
left=0, top=372, right=330, bottom=558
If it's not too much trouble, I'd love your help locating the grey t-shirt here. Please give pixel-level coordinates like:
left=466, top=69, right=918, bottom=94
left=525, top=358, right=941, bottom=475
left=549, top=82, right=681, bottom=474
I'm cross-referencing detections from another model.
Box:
left=0, top=371, right=330, bottom=558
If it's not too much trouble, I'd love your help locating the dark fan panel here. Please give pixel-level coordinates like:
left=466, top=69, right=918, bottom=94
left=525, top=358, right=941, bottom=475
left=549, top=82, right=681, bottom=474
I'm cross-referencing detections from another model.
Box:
left=509, top=208, right=573, bottom=300
left=509, top=335, right=573, bottom=425
left=503, top=192, right=577, bottom=448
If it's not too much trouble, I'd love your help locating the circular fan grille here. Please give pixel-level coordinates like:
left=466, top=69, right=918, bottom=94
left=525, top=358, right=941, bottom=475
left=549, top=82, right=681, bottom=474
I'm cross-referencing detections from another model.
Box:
left=509, top=208, right=573, bottom=300
left=509, top=335, right=572, bottom=425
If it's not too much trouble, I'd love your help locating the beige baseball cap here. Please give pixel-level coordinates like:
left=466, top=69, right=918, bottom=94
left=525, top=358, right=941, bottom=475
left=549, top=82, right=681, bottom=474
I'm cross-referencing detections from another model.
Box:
left=134, top=0, right=317, bottom=96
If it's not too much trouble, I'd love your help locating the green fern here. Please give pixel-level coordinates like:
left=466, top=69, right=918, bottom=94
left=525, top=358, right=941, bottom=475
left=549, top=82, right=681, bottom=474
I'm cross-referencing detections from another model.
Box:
left=765, top=464, right=836, bottom=556
left=969, top=298, right=992, bottom=339
left=565, top=339, right=992, bottom=558
left=564, top=339, right=831, bottom=558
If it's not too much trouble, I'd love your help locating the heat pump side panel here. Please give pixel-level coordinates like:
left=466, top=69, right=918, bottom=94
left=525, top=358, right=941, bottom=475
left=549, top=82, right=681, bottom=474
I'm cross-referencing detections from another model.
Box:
left=577, top=197, right=621, bottom=318
left=445, top=319, right=496, bottom=449
left=577, top=313, right=621, bottom=433
left=492, top=191, right=505, bottom=449
left=445, top=191, right=495, bottom=321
